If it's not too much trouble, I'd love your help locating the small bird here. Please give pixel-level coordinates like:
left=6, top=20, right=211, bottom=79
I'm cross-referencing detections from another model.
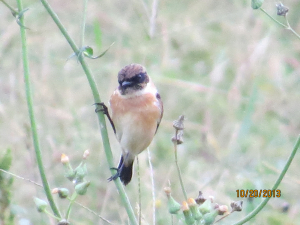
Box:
left=99, top=63, right=163, bottom=185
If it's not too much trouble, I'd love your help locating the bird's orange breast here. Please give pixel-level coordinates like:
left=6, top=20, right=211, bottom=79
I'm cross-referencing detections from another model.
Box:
left=109, top=89, right=162, bottom=155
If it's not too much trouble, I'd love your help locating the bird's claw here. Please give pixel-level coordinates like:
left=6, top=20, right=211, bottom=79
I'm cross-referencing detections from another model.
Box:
left=110, top=167, right=118, bottom=171
left=94, top=102, right=108, bottom=114
left=108, top=168, right=120, bottom=182
left=94, top=102, right=116, bottom=134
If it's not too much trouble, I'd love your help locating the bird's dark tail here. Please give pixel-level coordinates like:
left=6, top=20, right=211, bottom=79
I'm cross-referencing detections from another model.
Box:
left=118, top=156, right=134, bottom=186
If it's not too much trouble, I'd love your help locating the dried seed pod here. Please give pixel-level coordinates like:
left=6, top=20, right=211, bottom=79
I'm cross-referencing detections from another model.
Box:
left=195, top=191, right=206, bottom=204
left=173, top=115, right=185, bottom=130
left=230, top=201, right=243, bottom=212
left=276, top=2, right=289, bottom=16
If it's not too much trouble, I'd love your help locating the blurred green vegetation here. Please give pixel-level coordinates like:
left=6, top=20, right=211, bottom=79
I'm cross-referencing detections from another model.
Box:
left=0, top=0, right=300, bottom=224
left=0, top=149, right=14, bottom=225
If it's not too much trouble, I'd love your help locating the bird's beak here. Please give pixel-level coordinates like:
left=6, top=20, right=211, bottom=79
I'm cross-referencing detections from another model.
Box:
left=121, top=80, right=133, bottom=88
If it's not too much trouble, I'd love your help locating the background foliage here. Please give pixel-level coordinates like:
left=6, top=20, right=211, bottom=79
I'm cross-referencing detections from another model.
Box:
left=0, top=0, right=300, bottom=224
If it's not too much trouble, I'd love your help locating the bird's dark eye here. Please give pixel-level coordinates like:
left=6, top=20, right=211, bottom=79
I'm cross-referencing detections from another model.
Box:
left=136, top=73, right=145, bottom=83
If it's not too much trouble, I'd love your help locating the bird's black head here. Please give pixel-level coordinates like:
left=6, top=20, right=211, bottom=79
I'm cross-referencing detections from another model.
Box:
left=118, top=64, right=150, bottom=95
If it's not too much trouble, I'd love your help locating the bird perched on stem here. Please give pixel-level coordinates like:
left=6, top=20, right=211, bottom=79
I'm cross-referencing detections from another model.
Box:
left=96, top=63, right=163, bottom=185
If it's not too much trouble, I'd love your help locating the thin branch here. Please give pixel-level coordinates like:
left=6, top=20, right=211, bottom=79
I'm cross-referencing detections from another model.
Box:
left=284, top=15, right=300, bottom=40
left=137, top=157, right=142, bottom=225
left=0, top=169, right=42, bottom=187
left=147, top=148, right=156, bottom=225
left=259, top=8, right=287, bottom=28
left=73, top=200, right=114, bottom=224
left=1, top=0, right=18, bottom=14
left=259, top=8, right=300, bottom=40
left=38, top=0, right=137, bottom=224
left=232, top=135, right=300, bottom=225
left=173, top=129, right=188, bottom=200
left=65, top=192, right=77, bottom=220
left=214, top=212, right=231, bottom=224
left=15, top=0, right=61, bottom=218
left=0, top=169, right=113, bottom=224
left=149, top=0, right=158, bottom=38
left=44, top=209, right=61, bottom=221
left=80, top=0, right=88, bottom=47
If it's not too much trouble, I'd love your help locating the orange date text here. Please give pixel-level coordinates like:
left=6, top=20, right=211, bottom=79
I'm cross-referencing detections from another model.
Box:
left=236, top=189, right=281, bottom=198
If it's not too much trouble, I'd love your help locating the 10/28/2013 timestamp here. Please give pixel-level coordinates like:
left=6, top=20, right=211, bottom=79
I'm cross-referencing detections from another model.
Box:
left=236, top=189, right=281, bottom=198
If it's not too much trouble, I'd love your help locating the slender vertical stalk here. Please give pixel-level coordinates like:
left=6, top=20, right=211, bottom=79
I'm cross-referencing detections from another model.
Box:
left=173, top=130, right=187, bottom=200
left=44, top=210, right=61, bottom=220
left=147, top=148, right=156, bottom=225
left=259, top=8, right=300, bottom=40
left=149, top=0, right=158, bottom=38
left=137, top=157, right=142, bottom=225
left=66, top=192, right=78, bottom=220
left=80, top=0, right=88, bottom=47
left=284, top=15, right=300, bottom=40
left=38, top=1, right=137, bottom=224
left=259, top=8, right=286, bottom=27
left=233, top=135, right=300, bottom=225
left=1, top=0, right=18, bottom=14
left=15, top=0, right=61, bottom=218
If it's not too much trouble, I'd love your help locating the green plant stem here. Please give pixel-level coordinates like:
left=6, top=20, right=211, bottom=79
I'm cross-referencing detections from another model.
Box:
left=233, top=135, right=300, bottom=225
left=16, top=0, right=61, bottom=219
left=260, top=8, right=300, bottom=40
left=0, top=168, right=113, bottom=224
left=137, top=157, right=142, bottom=225
left=38, top=1, right=137, bottom=224
left=173, top=130, right=187, bottom=200
left=73, top=200, right=113, bottom=224
left=0, top=168, right=43, bottom=187
left=214, top=212, right=231, bottom=223
left=147, top=148, right=156, bottom=225
left=259, top=8, right=286, bottom=27
left=284, top=15, right=300, bottom=40
left=66, top=192, right=77, bottom=220
left=44, top=209, right=61, bottom=221
left=80, top=0, right=88, bottom=47
left=1, top=0, right=18, bottom=14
